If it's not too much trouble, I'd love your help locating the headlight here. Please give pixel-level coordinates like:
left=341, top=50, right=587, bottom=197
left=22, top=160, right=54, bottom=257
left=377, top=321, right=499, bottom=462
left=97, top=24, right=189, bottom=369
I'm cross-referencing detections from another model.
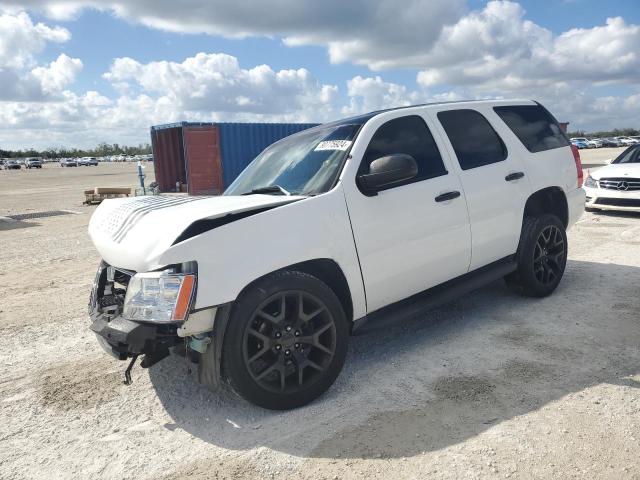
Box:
left=584, top=175, right=598, bottom=188
left=123, top=271, right=195, bottom=323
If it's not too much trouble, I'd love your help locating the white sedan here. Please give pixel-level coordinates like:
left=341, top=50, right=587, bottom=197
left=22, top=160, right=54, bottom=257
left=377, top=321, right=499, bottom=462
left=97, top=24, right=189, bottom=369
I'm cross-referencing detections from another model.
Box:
left=584, top=145, right=640, bottom=212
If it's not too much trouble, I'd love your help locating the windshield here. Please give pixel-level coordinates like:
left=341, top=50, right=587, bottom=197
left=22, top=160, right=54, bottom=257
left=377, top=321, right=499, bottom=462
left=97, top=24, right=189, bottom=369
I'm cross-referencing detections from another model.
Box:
left=612, top=145, right=640, bottom=164
left=224, top=123, right=361, bottom=196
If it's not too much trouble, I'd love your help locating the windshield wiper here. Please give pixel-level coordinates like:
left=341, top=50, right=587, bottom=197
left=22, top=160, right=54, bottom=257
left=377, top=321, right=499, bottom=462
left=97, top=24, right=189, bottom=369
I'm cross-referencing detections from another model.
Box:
left=241, top=185, right=292, bottom=196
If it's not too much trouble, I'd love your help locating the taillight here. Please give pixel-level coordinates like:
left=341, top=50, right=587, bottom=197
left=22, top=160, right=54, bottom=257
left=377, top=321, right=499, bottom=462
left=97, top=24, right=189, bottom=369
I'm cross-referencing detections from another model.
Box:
left=571, top=144, right=583, bottom=187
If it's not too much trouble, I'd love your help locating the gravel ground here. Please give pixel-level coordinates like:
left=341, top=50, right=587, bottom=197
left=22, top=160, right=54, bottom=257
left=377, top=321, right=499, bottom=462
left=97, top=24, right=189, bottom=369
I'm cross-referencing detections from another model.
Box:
left=578, top=146, right=627, bottom=167
left=1, top=162, right=639, bottom=480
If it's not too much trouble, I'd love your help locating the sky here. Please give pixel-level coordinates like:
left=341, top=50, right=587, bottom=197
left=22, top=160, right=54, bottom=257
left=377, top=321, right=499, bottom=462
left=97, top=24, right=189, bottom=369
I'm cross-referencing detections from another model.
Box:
left=0, top=0, right=639, bottom=150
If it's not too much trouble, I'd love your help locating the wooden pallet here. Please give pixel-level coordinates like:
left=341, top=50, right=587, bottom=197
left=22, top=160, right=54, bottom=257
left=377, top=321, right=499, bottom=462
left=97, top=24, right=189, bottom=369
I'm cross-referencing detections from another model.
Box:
left=84, top=187, right=131, bottom=205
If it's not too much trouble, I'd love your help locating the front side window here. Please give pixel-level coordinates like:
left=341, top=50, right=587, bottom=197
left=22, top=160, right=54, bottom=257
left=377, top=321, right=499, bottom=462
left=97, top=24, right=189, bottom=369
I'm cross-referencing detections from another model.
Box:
left=359, top=115, right=447, bottom=185
left=225, top=124, right=361, bottom=196
left=494, top=105, right=570, bottom=153
left=438, top=109, right=507, bottom=170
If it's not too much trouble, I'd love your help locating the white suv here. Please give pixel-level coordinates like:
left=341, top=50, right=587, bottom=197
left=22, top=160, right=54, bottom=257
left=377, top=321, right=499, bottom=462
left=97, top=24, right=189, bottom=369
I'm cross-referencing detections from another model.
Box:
left=88, top=100, right=585, bottom=409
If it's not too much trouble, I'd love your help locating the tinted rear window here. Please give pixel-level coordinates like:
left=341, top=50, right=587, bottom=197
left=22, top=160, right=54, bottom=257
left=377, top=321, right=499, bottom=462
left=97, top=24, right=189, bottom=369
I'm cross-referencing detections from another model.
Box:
left=437, top=109, right=507, bottom=170
left=494, top=105, right=569, bottom=153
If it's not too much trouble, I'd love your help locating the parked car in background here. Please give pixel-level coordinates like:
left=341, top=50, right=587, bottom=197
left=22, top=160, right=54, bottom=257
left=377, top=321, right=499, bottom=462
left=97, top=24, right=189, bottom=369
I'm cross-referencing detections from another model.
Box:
left=588, top=139, right=603, bottom=148
left=4, top=160, right=21, bottom=170
left=78, top=157, right=99, bottom=166
left=25, top=158, right=43, bottom=169
left=615, top=136, right=638, bottom=146
left=88, top=99, right=584, bottom=409
left=60, top=158, right=78, bottom=167
left=584, top=144, right=640, bottom=212
left=600, top=138, right=621, bottom=147
left=570, top=137, right=592, bottom=148
left=571, top=139, right=589, bottom=149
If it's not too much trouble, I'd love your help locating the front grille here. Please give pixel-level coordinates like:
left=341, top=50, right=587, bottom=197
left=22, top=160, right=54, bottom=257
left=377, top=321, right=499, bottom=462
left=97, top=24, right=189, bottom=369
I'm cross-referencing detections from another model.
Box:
left=599, top=177, right=640, bottom=191
left=595, top=198, right=640, bottom=207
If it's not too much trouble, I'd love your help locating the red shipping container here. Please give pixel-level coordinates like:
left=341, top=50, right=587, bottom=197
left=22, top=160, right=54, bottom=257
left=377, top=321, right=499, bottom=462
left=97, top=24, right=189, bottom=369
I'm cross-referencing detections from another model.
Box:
left=184, top=126, right=223, bottom=195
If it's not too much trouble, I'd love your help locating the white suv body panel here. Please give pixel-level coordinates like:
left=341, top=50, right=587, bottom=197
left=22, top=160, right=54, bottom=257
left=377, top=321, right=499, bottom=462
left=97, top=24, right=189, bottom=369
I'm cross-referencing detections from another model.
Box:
left=88, top=99, right=585, bottom=322
left=153, top=188, right=368, bottom=316
left=426, top=103, right=533, bottom=270
left=341, top=108, right=472, bottom=312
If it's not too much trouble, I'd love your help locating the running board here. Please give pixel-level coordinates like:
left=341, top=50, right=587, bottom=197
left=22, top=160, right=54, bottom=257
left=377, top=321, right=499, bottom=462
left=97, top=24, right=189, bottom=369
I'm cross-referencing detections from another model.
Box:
left=352, top=256, right=517, bottom=335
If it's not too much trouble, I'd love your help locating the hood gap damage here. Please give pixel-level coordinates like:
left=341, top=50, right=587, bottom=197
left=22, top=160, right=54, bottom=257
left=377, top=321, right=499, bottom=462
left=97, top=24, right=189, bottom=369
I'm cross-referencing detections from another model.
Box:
left=172, top=205, right=281, bottom=245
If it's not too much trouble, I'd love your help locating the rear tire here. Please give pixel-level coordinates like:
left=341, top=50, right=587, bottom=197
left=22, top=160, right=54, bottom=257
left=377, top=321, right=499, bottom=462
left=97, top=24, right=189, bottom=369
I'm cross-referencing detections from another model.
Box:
left=222, top=270, right=349, bottom=410
left=505, top=214, right=567, bottom=297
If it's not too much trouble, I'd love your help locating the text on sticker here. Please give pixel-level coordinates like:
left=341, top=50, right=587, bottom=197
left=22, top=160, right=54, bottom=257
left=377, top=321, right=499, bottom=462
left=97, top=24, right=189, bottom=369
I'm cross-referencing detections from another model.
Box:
left=314, top=140, right=353, bottom=151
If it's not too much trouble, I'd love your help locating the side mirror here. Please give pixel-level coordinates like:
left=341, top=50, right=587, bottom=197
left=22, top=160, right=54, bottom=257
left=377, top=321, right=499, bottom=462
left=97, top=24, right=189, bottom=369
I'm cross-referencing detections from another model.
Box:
left=357, top=154, right=418, bottom=194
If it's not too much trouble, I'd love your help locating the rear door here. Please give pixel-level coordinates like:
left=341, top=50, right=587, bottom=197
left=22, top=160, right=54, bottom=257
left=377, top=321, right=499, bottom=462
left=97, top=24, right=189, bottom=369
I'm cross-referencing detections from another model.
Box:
left=430, top=107, right=532, bottom=271
left=492, top=103, right=577, bottom=194
left=342, top=111, right=471, bottom=313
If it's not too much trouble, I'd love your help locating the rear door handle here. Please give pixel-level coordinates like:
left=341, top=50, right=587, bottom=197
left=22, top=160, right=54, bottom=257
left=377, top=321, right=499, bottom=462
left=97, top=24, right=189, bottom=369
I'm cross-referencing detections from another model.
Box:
left=505, top=172, right=525, bottom=182
left=435, top=191, right=461, bottom=202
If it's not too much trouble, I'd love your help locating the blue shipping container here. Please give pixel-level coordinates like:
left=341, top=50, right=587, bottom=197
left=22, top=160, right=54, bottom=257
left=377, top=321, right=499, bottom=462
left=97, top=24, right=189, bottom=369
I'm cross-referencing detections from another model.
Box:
left=151, top=122, right=319, bottom=194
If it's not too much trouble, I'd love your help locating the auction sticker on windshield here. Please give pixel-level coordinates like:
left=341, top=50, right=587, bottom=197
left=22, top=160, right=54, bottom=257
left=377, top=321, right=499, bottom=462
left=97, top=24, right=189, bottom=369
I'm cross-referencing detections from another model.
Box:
left=314, top=140, right=352, bottom=151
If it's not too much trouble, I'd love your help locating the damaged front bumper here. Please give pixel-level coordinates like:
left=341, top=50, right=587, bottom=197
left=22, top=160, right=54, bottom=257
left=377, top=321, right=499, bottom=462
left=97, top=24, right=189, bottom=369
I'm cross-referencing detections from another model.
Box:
left=88, top=261, right=228, bottom=388
left=89, top=262, right=183, bottom=359
left=89, top=314, right=181, bottom=360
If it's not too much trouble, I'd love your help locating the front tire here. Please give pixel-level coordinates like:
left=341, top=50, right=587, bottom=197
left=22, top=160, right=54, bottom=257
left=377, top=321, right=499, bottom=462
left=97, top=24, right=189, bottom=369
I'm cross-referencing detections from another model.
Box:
left=505, top=214, right=567, bottom=297
left=222, top=271, right=349, bottom=410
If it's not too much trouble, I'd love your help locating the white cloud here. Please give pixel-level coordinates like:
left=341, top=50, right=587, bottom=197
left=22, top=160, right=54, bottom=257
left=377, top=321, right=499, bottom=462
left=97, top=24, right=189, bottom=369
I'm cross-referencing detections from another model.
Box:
left=416, top=2, right=640, bottom=90
left=7, top=0, right=640, bottom=88
left=1, top=3, right=640, bottom=149
left=31, top=53, right=82, bottom=94
left=342, top=76, right=424, bottom=115
left=103, top=52, right=339, bottom=119
left=4, top=0, right=466, bottom=69
left=0, top=11, right=69, bottom=69
left=0, top=51, right=342, bottom=149
left=0, top=12, right=81, bottom=101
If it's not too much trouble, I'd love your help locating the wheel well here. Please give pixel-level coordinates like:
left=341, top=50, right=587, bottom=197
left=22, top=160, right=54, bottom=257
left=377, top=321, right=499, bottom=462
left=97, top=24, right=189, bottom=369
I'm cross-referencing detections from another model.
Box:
left=234, top=259, right=354, bottom=324
left=279, top=259, right=354, bottom=324
left=523, top=187, right=568, bottom=228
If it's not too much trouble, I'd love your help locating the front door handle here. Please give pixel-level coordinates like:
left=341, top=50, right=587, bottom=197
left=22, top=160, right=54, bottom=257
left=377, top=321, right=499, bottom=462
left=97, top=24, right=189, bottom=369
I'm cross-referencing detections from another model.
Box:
left=505, top=172, right=525, bottom=181
left=435, top=191, right=461, bottom=202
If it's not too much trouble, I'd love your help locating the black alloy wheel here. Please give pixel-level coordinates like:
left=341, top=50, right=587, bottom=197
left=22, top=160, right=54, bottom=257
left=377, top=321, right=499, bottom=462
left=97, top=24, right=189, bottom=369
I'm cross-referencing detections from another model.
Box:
left=221, top=270, right=349, bottom=410
left=242, top=291, right=337, bottom=393
left=505, top=214, right=568, bottom=297
left=532, top=225, right=565, bottom=285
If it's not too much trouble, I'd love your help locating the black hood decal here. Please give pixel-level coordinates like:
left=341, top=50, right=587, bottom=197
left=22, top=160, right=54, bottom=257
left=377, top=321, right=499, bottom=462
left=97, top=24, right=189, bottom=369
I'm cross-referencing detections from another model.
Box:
left=172, top=200, right=299, bottom=245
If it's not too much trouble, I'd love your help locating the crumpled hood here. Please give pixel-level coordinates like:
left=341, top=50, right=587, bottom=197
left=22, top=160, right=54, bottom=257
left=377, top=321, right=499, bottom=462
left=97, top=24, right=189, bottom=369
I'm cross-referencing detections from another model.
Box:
left=591, top=163, right=640, bottom=179
left=88, top=194, right=303, bottom=272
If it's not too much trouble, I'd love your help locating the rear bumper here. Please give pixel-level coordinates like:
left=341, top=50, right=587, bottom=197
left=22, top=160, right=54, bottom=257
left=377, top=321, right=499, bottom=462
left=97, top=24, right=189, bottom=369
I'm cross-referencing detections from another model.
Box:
left=566, top=187, right=586, bottom=228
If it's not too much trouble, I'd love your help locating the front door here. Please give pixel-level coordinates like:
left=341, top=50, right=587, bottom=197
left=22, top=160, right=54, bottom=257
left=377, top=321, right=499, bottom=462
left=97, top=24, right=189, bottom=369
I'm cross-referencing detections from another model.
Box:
left=342, top=112, right=472, bottom=313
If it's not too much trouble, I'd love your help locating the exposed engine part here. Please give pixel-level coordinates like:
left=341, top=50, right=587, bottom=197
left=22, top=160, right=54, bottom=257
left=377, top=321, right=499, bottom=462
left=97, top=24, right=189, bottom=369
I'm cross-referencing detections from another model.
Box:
left=123, top=354, right=139, bottom=385
left=188, top=334, right=211, bottom=354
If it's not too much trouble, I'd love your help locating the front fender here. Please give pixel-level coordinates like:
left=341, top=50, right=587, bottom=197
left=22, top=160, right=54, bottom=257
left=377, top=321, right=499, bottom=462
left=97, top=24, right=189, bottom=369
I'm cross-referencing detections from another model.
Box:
left=158, top=185, right=366, bottom=321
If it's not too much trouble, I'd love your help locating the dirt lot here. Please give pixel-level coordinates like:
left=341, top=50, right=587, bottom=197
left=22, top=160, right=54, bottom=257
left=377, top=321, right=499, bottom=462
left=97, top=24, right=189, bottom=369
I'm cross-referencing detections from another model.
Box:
left=1, top=162, right=639, bottom=480
left=579, top=146, right=627, bottom=167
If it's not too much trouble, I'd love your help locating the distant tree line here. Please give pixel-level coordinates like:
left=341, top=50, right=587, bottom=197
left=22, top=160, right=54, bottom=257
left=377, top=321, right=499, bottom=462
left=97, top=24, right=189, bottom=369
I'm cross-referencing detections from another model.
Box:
left=0, top=142, right=152, bottom=159
left=567, top=127, right=639, bottom=138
